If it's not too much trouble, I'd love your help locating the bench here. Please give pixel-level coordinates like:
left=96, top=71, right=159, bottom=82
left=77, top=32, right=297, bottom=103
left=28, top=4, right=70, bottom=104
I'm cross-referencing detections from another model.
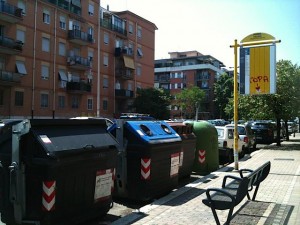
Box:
left=202, top=161, right=271, bottom=225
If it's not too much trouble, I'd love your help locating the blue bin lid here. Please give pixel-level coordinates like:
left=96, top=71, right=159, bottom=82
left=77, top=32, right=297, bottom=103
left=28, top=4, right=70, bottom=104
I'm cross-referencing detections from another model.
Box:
left=125, top=120, right=181, bottom=144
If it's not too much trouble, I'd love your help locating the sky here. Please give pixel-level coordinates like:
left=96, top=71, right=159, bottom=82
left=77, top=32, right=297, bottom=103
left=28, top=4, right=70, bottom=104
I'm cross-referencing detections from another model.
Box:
left=100, top=0, right=300, bottom=69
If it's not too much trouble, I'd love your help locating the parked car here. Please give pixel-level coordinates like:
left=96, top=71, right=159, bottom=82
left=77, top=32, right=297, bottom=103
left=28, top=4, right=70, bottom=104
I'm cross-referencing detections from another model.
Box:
left=287, top=121, right=297, bottom=135
left=250, top=121, right=277, bottom=144
left=225, top=123, right=256, bottom=153
left=215, top=126, right=246, bottom=163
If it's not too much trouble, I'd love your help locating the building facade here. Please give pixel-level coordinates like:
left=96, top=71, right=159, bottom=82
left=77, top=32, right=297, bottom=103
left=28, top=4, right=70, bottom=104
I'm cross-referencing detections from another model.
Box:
left=0, top=0, right=157, bottom=119
left=154, top=51, right=225, bottom=119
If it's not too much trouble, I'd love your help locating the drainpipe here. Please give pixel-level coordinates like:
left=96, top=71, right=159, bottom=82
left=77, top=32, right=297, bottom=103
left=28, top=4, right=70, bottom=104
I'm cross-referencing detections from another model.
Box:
left=31, top=0, right=38, bottom=118
left=52, top=7, right=57, bottom=119
left=97, top=0, right=101, bottom=117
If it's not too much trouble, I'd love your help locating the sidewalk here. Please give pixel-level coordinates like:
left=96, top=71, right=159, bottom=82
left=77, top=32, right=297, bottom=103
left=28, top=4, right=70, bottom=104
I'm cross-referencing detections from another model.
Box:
left=112, top=133, right=300, bottom=225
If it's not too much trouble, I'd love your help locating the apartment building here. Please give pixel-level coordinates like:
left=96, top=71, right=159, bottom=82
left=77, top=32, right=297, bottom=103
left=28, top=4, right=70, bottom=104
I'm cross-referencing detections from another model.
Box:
left=0, top=0, right=157, bottom=119
left=154, top=51, right=225, bottom=119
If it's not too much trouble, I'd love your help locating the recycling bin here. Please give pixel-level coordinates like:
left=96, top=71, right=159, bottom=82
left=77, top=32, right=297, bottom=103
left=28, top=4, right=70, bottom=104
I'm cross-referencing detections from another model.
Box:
left=167, top=121, right=196, bottom=179
left=192, top=121, right=219, bottom=175
left=109, top=120, right=182, bottom=201
left=0, top=119, right=118, bottom=225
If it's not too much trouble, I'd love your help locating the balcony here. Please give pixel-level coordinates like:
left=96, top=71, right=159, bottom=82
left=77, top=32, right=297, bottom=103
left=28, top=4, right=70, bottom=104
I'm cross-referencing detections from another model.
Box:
left=66, top=81, right=91, bottom=93
left=0, top=1, right=23, bottom=23
left=115, top=68, right=134, bottom=80
left=155, top=76, right=170, bottom=83
left=44, top=0, right=81, bottom=15
left=0, top=36, right=23, bottom=54
left=100, top=19, right=127, bottom=36
left=115, top=47, right=134, bottom=57
left=68, top=29, right=93, bottom=45
left=0, top=70, right=21, bottom=86
left=67, top=56, right=91, bottom=70
left=115, top=89, right=134, bottom=98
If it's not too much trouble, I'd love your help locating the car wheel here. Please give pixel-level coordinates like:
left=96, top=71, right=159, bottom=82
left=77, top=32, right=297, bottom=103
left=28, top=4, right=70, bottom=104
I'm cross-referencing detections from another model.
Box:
left=239, top=147, right=245, bottom=159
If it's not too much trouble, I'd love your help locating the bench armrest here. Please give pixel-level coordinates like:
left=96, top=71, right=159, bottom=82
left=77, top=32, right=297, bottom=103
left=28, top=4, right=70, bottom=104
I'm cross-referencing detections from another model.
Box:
left=239, top=169, right=253, bottom=178
left=222, top=175, right=242, bottom=188
left=205, top=188, right=235, bottom=203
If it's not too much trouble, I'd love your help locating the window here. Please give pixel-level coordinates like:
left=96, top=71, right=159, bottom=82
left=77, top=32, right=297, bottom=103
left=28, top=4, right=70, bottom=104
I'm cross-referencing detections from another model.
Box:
left=103, top=100, right=108, bottom=111
left=58, top=42, right=66, bottom=56
left=87, top=98, right=93, bottom=110
left=128, top=23, right=134, bottom=34
left=41, top=65, right=49, bottom=80
left=17, top=0, right=26, bottom=15
left=16, top=61, right=27, bottom=75
left=71, top=20, right=80, bottom=31
left=137, top=26, right=142, bottom=38
left=43, top=9, right=50, bottom=24
left=42, top=37, right=50, bottom=52
left=16, top=29, right=25, bottom=43
left=59, top=15, right=66, bottom=30
left=137, top=48, right=143, bottom=57
left=41, top=93, right=49, bottom=108
left=15, top=91, right=24, bottom=106
left=88, top=26, right=94, bottom=37
left=136, top=66, right=141, bottom=76
left=58, top=70, right=67, bottom=88
left=88, top=50, right=93, bottom=62
left=103, top=55, right=108, bottom=67
left=103, top=77, right=108, bottom=88
left=88, top=4, right=94, bottom=16
left=128, top=83, right=132, bottom=91
left=58, top=95, right=65, bottom=108
left=71, top=96, right=79, bottom=109
left=104, top=33, right=109, bottom=45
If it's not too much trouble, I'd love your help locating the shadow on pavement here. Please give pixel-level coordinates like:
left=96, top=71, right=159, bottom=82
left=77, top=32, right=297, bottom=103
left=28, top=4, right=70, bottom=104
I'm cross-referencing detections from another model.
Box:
left=231, top=200, right=294, bottom=225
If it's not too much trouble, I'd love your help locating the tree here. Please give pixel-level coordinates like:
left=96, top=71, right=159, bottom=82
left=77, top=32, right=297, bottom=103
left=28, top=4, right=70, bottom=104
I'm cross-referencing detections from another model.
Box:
left=175, top=86, right=205, bottom=120
left=214, top=73, right=234, bottom=119
left=133, top=88, right=172, bottom=119
left=232, top=60, right=300, bottom=144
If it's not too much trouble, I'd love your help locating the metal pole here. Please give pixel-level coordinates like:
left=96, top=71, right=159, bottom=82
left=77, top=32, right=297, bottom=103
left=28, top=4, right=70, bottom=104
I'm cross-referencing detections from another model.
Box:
left=233, top=39, right=239, bottom=170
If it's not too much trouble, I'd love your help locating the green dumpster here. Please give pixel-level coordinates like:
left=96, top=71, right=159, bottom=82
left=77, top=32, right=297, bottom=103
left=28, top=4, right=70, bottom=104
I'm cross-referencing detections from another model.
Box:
left=192, top=121, right=219, bottom=175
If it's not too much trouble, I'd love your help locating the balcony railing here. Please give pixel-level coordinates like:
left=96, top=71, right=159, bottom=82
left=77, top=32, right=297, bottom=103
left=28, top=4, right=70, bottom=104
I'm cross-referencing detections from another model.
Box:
left=100, top=19, right=127, bottom=36
left=0, top=70, right=21, bottom=85
left=154, top=76, right=170, bottom=82
left=68, top=29, right=94, bottom=45
left=0, top=36, right=23, bottom=54
left=0, top=1, right=23, bottom=23
left=115, top=68, right=134, bottom=80
left=67, top=56, right=91, bottom=70
left=115, top=47, right=134, bottom=57
left=66, top=81, right=91, bottom=93
left=44, top=0, right=81, bottom=15
left=115, top=89, right=134, bottom=98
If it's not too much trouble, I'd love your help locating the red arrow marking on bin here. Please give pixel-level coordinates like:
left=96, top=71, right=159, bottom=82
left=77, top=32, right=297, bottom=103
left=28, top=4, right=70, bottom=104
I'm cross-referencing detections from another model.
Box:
left=198, top=150, right=205, bottom=164
left=42, top=181, right=56, bottom=211
left=141, top=158, right=151, bottom=180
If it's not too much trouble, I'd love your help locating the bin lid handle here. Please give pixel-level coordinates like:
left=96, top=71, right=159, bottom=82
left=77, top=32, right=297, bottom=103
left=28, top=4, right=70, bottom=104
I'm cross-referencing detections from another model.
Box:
left=84, top=144, right=95, bottom=150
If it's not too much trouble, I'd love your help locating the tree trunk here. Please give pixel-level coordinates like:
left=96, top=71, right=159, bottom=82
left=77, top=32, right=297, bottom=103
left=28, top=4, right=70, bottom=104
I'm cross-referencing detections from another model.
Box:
left=276, top=118, right=281, bottom=146
left=285, top=120, right=289, bottom=141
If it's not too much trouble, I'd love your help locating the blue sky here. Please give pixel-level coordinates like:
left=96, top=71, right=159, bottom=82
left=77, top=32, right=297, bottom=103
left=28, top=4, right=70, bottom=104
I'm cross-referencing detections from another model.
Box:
left=101, top=0, right=300, bottom=68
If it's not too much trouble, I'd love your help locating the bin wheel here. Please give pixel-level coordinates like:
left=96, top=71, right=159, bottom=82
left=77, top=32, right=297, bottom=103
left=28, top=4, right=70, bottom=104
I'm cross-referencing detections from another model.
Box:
left=227, top=149, right=233, bottom=163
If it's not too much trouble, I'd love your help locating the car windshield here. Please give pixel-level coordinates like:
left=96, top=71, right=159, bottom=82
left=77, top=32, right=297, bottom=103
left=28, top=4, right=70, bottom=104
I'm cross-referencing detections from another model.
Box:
left=226, top=126, right=246, bottom=135
left=252, top=123, right=269, bottom=128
